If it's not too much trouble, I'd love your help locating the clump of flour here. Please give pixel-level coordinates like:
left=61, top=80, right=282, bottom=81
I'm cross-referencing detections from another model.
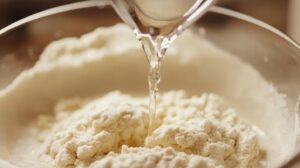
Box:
left=36, top=91, right=264, bottom=168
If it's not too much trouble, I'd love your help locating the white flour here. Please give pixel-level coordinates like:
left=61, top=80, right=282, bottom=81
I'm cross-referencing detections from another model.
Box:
left=0, top=24, right=295, bottom=168
left=37, top=91, right=263, bottom=168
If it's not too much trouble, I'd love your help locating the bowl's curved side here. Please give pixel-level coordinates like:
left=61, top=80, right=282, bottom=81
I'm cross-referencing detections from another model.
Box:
left=207, top=7, right=300, bottom=163
left=0, top=0, right=110, bottom=35
left=210, top=6, right=300, bottom=50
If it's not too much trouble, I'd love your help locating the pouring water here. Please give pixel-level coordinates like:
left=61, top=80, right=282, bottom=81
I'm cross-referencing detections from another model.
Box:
left=111, top=0, right=217, bottom=136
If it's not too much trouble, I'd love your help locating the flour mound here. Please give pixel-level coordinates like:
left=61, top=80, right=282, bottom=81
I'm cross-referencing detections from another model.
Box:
left=36, top=91, right=264, bottom=168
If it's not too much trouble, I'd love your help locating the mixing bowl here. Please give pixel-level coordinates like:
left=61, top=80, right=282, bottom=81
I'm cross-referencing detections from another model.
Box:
left=0, top=1, right=299, bottom=167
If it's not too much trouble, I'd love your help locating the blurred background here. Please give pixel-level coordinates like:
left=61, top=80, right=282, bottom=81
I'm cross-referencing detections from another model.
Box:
left=0, top=0, right=299, bottom=43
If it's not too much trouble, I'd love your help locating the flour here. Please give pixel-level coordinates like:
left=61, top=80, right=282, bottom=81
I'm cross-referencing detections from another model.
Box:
left=39, top=92, right=149, bottom=167
left=90, top=146, right=220, bottom=168
left=36, top=91, right=264, bottom=168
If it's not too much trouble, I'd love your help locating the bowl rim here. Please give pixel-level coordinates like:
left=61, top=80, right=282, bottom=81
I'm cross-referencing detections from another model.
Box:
left=0, top=0, right=299, bottom=51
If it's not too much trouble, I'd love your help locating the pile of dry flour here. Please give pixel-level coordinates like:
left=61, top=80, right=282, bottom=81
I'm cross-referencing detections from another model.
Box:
left=36, top=91, right=264, bottom=168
